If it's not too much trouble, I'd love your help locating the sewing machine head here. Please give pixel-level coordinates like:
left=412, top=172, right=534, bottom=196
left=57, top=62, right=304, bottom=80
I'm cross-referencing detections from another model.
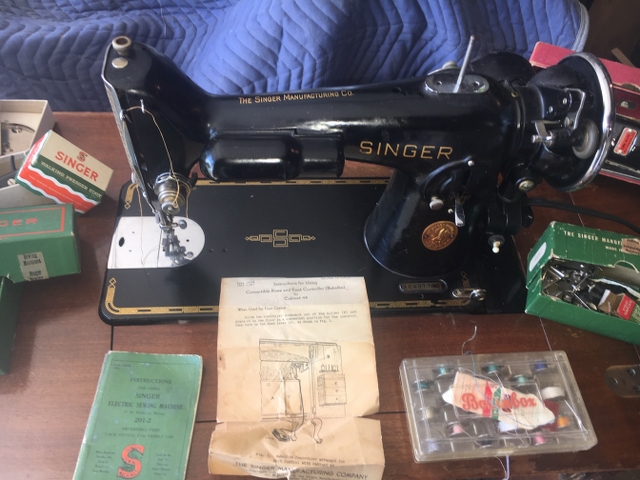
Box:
left=102, top=36, right=613, bottom=280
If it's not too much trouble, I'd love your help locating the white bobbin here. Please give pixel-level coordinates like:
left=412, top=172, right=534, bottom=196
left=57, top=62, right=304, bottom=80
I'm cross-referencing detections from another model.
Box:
left=541, top=385, right=565, bottom=400
left=421, top=406, right=437, bottom=419
left=498, top=421, right=517, bottom=433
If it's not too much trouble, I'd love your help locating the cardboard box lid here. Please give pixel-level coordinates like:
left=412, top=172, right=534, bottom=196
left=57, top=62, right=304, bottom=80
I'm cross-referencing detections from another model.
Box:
left=526, top=222, right=640, bottom=288
left=0, top=203, right=80, bottom=282
left=0, top=204, right=74, bottom=241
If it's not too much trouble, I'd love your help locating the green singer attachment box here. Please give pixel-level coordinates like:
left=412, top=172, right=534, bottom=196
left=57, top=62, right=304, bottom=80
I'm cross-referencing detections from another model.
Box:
left=0, top=203, right=80, bottom=282
left=526, top=222, right=640, bottom=345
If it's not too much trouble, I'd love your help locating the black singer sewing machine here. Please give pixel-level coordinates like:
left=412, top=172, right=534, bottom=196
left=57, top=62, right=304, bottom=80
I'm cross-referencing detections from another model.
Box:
left=98, top=36, right=614, bottom=325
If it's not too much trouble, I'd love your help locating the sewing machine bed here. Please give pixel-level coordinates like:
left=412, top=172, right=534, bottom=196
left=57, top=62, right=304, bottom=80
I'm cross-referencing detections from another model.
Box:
left=99, top=179, right=526, bottom=325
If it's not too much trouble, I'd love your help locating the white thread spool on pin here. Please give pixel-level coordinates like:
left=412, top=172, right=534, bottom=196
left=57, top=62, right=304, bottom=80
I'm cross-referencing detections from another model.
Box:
left=541, top=386, right=565, bottom=401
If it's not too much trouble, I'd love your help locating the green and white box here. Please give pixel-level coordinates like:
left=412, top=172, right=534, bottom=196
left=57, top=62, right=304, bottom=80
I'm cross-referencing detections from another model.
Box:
left=526, top=222, right=640, bottom=345
left=16, top=130, right=113, bottom=213
left=0, top=203, right=81, bottom=282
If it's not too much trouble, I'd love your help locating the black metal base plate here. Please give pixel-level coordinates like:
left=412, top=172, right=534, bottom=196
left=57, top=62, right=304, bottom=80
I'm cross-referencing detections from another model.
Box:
left=99, top=179, right=526, bottom=325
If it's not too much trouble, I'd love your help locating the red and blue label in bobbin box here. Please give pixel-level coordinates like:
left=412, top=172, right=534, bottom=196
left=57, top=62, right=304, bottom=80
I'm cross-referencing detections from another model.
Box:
left=15, top=131, right=113, bottom=213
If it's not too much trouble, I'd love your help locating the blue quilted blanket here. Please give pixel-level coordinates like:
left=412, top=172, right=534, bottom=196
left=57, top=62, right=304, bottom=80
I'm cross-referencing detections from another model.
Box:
left=0, top=0, right=588, bottom=111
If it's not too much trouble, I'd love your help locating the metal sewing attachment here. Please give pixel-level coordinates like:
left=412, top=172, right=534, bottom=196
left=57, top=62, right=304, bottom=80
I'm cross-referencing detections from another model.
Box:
left=541, top=260, right=600, bottom=310
left=454, top=35, right=476, bottom=93
left=424, top=35, right=489, bottom=95
left=160, top=219, right=193, bottom=266
left=451, top=288, right=487, bottom=301
left=541, top=259, right=640, bottom=319
left=605, top=364, right=640, bottom=397
left=1, top=121, right=35, bottom=155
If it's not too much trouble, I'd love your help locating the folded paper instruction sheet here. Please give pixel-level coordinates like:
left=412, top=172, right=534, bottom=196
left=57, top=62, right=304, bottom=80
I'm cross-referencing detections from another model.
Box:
left=209, top=277, right=384, bottom=480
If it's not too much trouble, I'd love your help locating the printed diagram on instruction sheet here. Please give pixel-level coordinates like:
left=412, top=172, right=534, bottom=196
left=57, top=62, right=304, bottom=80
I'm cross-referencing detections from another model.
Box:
left=260, top=339, right=347, bottom=444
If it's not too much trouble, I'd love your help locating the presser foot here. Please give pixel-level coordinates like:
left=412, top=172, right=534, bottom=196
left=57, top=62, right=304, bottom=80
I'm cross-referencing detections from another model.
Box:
left=161, top=222, right=193, bottom=266
left=106, top=215, right=204, bottom=270
left=1, top=121, right=35, bottom=155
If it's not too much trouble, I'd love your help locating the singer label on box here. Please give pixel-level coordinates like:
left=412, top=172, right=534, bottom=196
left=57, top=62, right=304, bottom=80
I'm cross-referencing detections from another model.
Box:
left=16, top=131, right=113, bottom=213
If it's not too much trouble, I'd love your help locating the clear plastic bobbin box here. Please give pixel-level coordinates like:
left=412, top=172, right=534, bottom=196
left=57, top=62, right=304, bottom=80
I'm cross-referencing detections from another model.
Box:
left=399, top=351, right=597, bottom=462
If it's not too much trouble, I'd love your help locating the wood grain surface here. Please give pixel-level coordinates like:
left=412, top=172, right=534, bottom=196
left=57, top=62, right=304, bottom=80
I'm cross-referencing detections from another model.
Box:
left=0, top=112, right=638, bottom=480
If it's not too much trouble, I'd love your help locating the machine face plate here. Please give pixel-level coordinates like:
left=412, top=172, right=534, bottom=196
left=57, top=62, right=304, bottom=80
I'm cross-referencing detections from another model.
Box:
left=99, top=180, right=526, bottom=325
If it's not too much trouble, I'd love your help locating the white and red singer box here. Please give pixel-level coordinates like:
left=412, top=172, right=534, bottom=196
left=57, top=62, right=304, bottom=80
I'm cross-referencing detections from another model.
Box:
left=15, top=131, right=113, bottom=213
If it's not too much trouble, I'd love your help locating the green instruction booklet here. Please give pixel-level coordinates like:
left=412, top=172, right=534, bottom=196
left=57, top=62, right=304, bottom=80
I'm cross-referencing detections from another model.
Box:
left=73, top=351, right=203, bottom=480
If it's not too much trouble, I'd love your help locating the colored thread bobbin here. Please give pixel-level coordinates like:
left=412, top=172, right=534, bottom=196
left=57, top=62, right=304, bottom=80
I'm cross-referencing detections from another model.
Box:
left=414, top=379, right=434, bottom=392
left=434, top=376, right=455, bottom=394
left=556, top=415, right=571, bottom=429
left=434, top=365, right=453, bottom=377
left=531, top=361, right=550, bottom=373
left=533, top=433, right=547, bottom=445
left=425, top=441, right=444, bottom=453
left=442, top=404, right=459, bottom=425
left=415, top=406, right=437, bottom=420
left=511, top=373, right=532, bottom=383
left=498, top=421, right=516, bottom=433
left=482, top=363, right=504, bottom=375
left=541, top=386, right=566, bottom=401
left=510, top=373, right=538, bottom=394
left=468, top=418, right=497, bottom=448
left=447, top=422, right=466, bottom=437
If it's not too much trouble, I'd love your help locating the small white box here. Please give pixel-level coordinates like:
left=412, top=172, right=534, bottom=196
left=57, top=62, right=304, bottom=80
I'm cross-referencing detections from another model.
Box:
left=0, top=100, right=55, bottom=176
left=0, top=183, right=56, bottom=209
